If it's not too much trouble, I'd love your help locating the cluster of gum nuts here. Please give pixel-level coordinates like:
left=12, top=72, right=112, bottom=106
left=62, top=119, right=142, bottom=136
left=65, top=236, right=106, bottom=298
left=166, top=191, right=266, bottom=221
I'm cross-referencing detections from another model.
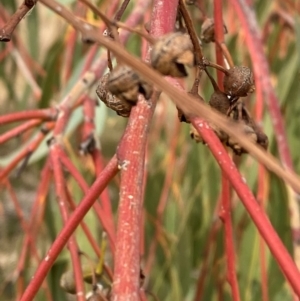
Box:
left=96, top=26, right=268, bottom=156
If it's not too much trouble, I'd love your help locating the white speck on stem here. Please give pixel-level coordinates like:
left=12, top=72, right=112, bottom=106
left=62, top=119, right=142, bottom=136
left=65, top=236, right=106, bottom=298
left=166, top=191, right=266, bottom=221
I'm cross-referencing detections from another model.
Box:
left=45, top=255, right=50, bottom=262
left=128, top=195, right=134, bottom=199
left=55, top=6, right=62, bottom=12
left=121, top=160, right=130, bottom=170
left=138, top=115, right=144, bottom=119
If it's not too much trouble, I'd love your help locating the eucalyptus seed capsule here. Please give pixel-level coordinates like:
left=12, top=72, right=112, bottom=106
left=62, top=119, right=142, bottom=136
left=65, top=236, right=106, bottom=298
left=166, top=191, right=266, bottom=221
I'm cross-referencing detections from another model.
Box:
left=151, top=32, right=194, bottom=77
left=107, top=65, right=153, bottom=104
left=223, top=66, right=255, bottom=97
left=96, top=73, right=132, bottom=117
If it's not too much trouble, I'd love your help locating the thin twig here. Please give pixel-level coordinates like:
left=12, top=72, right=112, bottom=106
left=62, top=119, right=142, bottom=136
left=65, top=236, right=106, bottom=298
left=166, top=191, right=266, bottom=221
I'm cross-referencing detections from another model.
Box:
left=192, top=117, right=300, bottom=297
left=19, top=156, right=118, bottom=301
left=179, top=0, right=203, bottom=65
left=0, top=0, right=37, bottom=42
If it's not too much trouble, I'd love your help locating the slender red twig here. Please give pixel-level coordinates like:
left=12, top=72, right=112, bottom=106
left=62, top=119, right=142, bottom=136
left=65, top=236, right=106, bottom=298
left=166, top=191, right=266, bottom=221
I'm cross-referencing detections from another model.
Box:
left=50, top=143, right=86, bottom=301
left=0, top=109, right=56, bottom=125
left=0, top=122, right=55, bottom=182
left=219, top=177, right=241, bottom=301
left=213, top=1, right=241, bottom=299
left=230, top=0, right=300, bottom=281
left=4, top=177, right=53, bottom=301
left=257, top=165, right=269, bottom=301
left=229, top=0, right=293, bottom=170
left=191, top=117, right=300, bottom=297
left=59, top=148, right=116, bottom=253
left=0, top=119, right=42, bottom=144
left=82, top=95, right=116, bottom=243
left=19, top=156, right=118, bottom=301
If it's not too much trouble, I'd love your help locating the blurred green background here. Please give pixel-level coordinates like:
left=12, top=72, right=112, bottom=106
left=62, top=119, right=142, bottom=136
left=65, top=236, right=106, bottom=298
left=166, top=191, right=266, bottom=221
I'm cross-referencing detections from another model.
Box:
left=0, top=0, right=300, bottom=300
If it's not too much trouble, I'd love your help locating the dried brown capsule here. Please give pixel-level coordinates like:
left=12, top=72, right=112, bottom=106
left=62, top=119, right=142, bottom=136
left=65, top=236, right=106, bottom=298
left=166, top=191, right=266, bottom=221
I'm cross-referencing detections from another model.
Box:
left=204, top=67, right=232, bottom=115
left=107, top=65, right=153, bottom=104
left=223, top=66, right=255, bottom=97
left=178, top=93, right=204, bottom=123
left=209, top=91, right=231, bottom=115
left=190, top=123, right=228, bottom=144
left=227, top=102, right=268, bottom=155
left=96, top=73, right=132, bottom=117
left=226, top=123, right=257, bottom=155
left=201, top=18, right=227, bottom=43
left=151, top=32, right=194, bottom=77
left=252, top=124, right=269, bottom=150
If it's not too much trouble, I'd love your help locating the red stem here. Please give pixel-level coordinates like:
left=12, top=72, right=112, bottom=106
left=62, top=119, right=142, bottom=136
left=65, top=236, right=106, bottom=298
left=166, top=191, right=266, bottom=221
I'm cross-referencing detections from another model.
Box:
left=0, top=109, right=56, bottom=125
left=19, top=156, right=118, bottom=301
left=82, top=95, right=116, bottom=242
left=0, top=119, right=42, bottom=144
left=191, top=117, right=300, bottom=297
left=0, top=122, right=55, bottom=182
left=229, top=0, right=293, bottom=170
left=257, top=165, right=269, bottom=301
left=214, top=3, right=240, bottom=299
left=111, top=1, right=178, bottom=301
left=5, top=178, right=53, bottom=301
left=50, top=144, right=86, bottom=301
left=112, top=91, right=159, bottom=301
left=219, top=176, right=241, bottom=301
left=59, top=148, right=116, bottom=253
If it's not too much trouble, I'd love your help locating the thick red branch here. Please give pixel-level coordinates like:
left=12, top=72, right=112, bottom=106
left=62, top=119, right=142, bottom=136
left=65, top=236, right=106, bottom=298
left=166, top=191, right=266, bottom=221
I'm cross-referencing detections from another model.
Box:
left=111, top=1, right=179, bottom=301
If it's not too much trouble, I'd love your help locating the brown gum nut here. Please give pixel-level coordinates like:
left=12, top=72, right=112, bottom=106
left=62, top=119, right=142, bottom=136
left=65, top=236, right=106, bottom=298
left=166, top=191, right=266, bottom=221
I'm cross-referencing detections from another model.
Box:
left=107, top=65, right=153, bottom=104
left=209, top=90, right=231, bottom=115
left=250, top=122, right=269, bottom=150
left=227, top=123, right=257, bottom=155
left=223, top=66, right=255, bottom=97
left=96, top=73, right=132, bottom=117
left=150, top=32, right=194, bottom=77
left=201, top=18, right=227, bottom=43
